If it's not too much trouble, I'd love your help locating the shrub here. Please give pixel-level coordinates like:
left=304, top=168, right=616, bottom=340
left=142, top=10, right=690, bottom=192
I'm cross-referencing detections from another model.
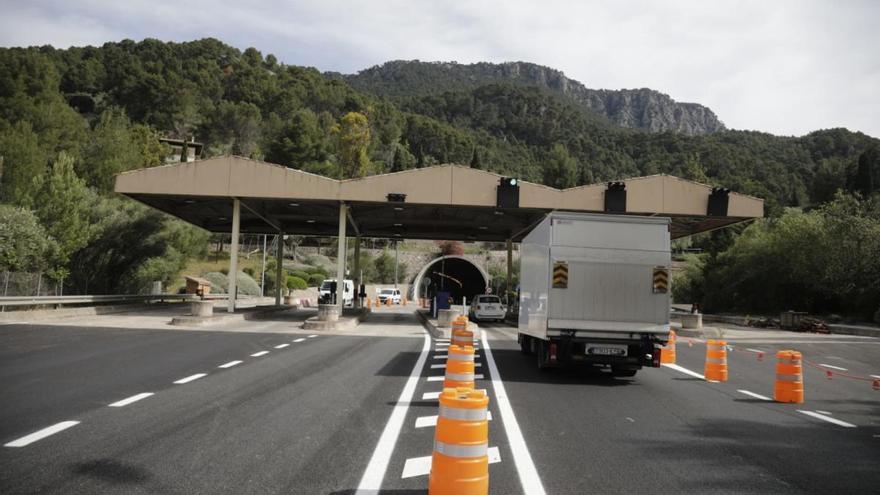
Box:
left=290, top=270, right=311, bottom=281
left=286, top=275, right=307, bottom=290
left=243, top=267, right=255, bottom=277
left=204, top=271, right=229, bottom=293
left=235, top=271, right=262, bottom=296
left=308, top=273, right=325, bottom=286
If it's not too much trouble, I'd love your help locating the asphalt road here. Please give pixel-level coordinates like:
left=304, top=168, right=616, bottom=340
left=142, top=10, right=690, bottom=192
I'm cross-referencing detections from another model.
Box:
left=1, top=309, right=878, bottom=494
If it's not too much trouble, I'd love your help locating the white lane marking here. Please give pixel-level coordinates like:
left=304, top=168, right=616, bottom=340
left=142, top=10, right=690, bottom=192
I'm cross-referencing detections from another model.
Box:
left=798, top=410, right=857, bottom=428
left=108, top=392, right=154, bottom=407
left=307, top=334, right=318, bottom=338
left=661, top=363, right=706, bottom=380
left=816, top=410, right=832, bottom=415
left=251, top=351, right=269, bottom=357
left=422, top=391, right=441, bottom=400
left=401, top=455, right=432, bottom=478
left=219, top=360, right=242, bottom=368
left=482, top=330, right=546, bottom=495
left=415, top=411, right=493, bottom=428
left=293, top=338, right=306, bottom=343
left=401, top=447, right=501, bottom=478
left=174, top=373, right=207, bottom=384
left=435, top=342, right=449, bottom=347
left=737, top=389, right=772, bottom=401
left=819, top=364, right=848, bottom=371
left=871, top=375, right=880, bottom=380
left=354, top=332, right=431, bottom=495
left=433, top=355, right=446, bottom=359
left=274, top=343, right=290, bottom=349
left=435, top=339, right=449, bottom=342
left=4, top=421, right=80, bottom=447
left=745, top=348, right=764, bottom=353
left=431, top=363, right=481, bottom=369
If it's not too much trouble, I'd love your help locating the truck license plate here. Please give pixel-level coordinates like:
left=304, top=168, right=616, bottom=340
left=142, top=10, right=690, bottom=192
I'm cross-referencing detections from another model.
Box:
left=586, top=345, right=627, bottom=356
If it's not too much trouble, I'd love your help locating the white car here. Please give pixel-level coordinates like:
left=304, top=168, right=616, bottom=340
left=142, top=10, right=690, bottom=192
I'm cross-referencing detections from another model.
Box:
left=470, top=295, right=506, bottom=322
left=377, top=288, right=401, bottom=304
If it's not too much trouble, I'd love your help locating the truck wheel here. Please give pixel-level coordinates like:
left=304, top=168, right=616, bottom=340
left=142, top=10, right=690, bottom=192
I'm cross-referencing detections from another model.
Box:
left=611, top=367, right=638, bottom=378
left=519, top=335, right=533, bottom=355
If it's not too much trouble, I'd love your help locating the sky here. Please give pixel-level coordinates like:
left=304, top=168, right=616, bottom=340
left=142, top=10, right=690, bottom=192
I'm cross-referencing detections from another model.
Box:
left=1, top=0, right=878, bottom=137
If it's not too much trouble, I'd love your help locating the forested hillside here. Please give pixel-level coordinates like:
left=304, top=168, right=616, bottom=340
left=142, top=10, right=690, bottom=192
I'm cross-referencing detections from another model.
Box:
left=344, top=60, right=726, bottom=135
left=1, top=38, right=879, bottom=317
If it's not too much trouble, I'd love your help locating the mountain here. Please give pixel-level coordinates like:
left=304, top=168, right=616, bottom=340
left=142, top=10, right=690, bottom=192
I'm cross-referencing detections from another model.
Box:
left=344, top=60, right=725, bottom=135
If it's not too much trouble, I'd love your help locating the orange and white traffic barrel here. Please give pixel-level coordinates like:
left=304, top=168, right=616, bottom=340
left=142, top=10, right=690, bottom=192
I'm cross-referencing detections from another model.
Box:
left=445, top=345, right=476, bottom=389
left=660, top=330, right=676, bottom=364
left=704, top=339, right=728, bottom=382
left=428, top=387, right=490, bottom=495
left=774, top=350, right=804, bottom=403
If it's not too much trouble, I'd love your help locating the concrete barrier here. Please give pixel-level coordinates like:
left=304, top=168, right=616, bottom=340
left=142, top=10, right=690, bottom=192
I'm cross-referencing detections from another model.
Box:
left=437, top=309, right=461, bottom=328
left=317, top=304, right=340, bottom=322
left=681, top=313, right=702, bottom=329
left=190, top=300, right=213, bottom=317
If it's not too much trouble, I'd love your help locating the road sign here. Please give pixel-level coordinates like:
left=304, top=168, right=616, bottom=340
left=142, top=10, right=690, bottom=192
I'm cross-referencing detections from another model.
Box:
left=653, top=267, right=669, bottom=293
left=553, top=261, right=568, bottom=289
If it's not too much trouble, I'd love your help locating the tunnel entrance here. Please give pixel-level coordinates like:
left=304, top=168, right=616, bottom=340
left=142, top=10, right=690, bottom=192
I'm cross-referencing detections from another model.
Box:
left=412, top=256, right=489, bottom=305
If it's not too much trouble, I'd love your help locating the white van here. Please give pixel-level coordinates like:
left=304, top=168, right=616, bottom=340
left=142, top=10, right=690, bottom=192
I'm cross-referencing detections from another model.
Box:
left=318, top=279, right=354, bottom=307
left=377, top=287, right=402, bottom=305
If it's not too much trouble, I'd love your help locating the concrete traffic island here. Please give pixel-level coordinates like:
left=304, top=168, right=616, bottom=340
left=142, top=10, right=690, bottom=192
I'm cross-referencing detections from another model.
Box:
left=170, top=302, right=291, bottom=327
left=302, top=306, right=370, bottom=331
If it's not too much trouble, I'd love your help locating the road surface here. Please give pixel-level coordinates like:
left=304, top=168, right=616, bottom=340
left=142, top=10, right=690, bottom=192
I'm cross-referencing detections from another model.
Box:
left=1, top=307, right=877, bottom=494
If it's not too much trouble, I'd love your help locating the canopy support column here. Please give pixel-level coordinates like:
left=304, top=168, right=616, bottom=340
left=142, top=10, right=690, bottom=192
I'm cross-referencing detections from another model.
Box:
left=228, top=198, right=240, bottom=313
left=353, top=235, right=361, bottom=308
left=335, top=203, right=348, bottom=310
left=506, top=239, right=513, bottom=307
left=275, top=233, right=284, bottom=306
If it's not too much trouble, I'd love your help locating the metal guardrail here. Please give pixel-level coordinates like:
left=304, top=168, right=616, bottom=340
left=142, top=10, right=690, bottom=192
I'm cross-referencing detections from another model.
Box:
left=0, top=294, right=200, bottom=308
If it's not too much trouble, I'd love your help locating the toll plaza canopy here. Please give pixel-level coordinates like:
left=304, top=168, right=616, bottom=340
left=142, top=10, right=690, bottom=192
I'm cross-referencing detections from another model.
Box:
left=115, top=155, right=763, bottom=241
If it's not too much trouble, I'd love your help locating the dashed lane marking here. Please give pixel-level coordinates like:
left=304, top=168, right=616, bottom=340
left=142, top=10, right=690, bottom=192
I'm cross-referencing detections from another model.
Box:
left=108, top=392, right=154, bottom=407
left=174, top=373, right=207, bottom=384
left=219, top=360, right=242, bottom=368
left=816, top=410, right=832, bottom=415
left=401, top=447, right=501, bottom=478
left=819, top=364, right=848, bottom=371
left=422, top=391, right=441, bottom=400
left=745, top=348, right=764, bottom=353
left=430, top=363, right=481, bottom=369
left=307, top=334, right=318, bottom=338
left=354, top=332, right=431, bottom=495
left=415, top=411, right=493, bottom=428
left=251, top=351, right=269, bottom=357
left=737, top=389, right=772, bottom=401
left=293, top=338, right=306, bottom=343
left=798, top=410, right=857, bottom=428
left=275, top=343, right=290, bottom=349
left=4, top=421, right=80, bottom=447
left=661, top=363, right=706, bottom=380
left=482, top=328, right=547, bottom=495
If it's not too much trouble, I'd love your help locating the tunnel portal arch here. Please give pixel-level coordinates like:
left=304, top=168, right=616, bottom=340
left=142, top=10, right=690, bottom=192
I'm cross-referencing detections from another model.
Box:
left=411, top=255, right=490, bottom=304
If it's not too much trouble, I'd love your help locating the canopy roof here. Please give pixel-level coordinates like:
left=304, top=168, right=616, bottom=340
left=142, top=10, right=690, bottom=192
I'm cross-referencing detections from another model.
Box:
left=115, top=156, right=763, bottom=241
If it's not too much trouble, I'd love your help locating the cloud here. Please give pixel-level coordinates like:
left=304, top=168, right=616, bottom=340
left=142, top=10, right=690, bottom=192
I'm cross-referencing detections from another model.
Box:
left=1, top=0, right=877, bottom=137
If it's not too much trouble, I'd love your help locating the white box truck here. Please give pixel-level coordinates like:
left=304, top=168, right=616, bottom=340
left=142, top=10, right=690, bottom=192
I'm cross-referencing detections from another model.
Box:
left=518, top=212, right=671, bottom=376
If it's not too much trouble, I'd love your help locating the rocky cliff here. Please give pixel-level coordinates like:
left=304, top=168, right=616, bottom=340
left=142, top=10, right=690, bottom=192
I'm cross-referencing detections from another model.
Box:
left=344, top=60, right=725, bottom=135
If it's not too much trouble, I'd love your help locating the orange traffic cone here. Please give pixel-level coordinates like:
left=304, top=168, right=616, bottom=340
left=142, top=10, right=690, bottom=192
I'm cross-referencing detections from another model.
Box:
left=444, top=345, right=476, bottom=389
left=428, top=387, right=489, bottom=495
left=704, top=340, right=728, bottom=382
left=660, top=330, right=676, bottom=364
left=774, top=350, right=804, bottom=403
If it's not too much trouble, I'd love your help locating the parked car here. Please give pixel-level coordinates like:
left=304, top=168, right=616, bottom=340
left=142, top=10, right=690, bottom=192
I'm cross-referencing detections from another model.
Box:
left=470, top=295, right=505, bottom=322
left=377, top=287, right=401, bottom=304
